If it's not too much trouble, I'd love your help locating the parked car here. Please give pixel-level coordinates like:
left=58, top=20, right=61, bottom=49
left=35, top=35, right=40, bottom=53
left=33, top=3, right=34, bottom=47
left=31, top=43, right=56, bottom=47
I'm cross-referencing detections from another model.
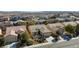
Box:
left=63, top=34, right=72, bottom=41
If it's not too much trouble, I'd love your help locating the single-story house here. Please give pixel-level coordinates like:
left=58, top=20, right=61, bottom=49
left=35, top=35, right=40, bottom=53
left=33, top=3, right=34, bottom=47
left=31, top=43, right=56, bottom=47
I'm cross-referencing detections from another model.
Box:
left=4, top=26, right=26, bottom=44
left=47, top=19, right=57, bottom=23
left=33, top=18, right=47, bottom=24
left=70, top=16, right=76, bottom=18
left=56, top=18, right=65, bottom=22
left=59, top=13, right=70, bottom=17
left=0, top=16, right=10, bottom=21
left=28, top=24, right=52, bottom=39
left=0, top=21, right=13, bottom=27
left=47, top=23, right=64, bottom=35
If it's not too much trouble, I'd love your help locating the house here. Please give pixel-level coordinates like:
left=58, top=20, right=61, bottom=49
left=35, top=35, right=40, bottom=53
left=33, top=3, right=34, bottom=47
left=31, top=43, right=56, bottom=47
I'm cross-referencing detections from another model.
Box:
left=65, top=18, right=73, bottom=21
left=47, top=19, right=57, bottom=23
left=28, top=25, right=52, bottom=39
left=70, top=16, right=77, bottom=20
left=47, top=23, right=64, bottom=35
left=56, top=18, right=65, bottom=22
left=0, top=21, right=13, bottom=27
left=34, top=19, right=46, bottom=24
left=63, top=21, right=77, bottom=26
left=59, top=13, right=70, bottom=17
left=4, top=26, right=26, bottom=44
left=10, top=16, right=22, bottom=21
left=0, top=16, right=10, bottom=21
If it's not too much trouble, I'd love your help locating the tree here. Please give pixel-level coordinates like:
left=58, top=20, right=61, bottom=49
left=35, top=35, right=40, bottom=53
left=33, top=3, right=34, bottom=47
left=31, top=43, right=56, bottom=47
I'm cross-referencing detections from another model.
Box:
left=65, top=24, right=75, bottom=34
left=20, top=32, right=33, bottom=46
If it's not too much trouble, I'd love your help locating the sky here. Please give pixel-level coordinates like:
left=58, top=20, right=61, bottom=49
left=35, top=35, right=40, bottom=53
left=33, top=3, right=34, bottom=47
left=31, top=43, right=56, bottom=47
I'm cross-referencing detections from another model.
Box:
left=0, top=0, right=79, bottom=11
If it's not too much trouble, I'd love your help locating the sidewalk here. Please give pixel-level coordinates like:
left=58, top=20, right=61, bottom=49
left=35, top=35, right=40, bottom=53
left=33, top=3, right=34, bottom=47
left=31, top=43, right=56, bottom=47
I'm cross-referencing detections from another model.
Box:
left=24, top=37, right=79, bottom=48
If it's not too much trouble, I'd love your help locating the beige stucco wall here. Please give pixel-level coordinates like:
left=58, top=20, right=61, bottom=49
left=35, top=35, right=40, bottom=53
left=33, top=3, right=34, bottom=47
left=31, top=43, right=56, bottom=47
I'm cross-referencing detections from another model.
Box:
left=4, top=35, right=17, bottom=45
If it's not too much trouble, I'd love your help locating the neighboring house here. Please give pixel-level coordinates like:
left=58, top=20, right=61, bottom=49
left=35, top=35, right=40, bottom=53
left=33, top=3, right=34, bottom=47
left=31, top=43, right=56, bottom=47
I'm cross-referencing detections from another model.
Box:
left=35, top=19, right=46, bottom=24
left=47, top=23, right=64, bottom=35
left=32, top=18, right=47, bottom=24
left=28, top=25, right=52, bottom=39
left=10, top=16, right=22, bottom=21
left=3, top=21, right=13, bottom=26
left=0, top=21, right=13, bottom=27
left=47, top=19, right=57, bottom=23
left=70, top=15, right=77, bottom=20
left=0, top=16, right=10, bottom=21
left=4, top=26, right=26, bottom=44
left=56, top=18, right=65, bottom=22
left=59, top=13, right=70, bottom=17
left=21, top=16, right=33, bottom=21
left=63, top=21, right=77, bottom=26
left=65, top=18, right=73, bottom=21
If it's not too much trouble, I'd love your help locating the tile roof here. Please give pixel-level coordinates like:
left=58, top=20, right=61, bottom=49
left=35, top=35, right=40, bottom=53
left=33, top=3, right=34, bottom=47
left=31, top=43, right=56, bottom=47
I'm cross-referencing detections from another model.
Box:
left=28, top=25, right=52, bottom=33
left=4, top=26, right=26, bottom=37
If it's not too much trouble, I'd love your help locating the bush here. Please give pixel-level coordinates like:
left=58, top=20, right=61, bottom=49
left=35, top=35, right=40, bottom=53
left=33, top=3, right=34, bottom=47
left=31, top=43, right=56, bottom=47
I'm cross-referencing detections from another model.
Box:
left=75, top=24, right=79, bottom=33
left=65, top=24, right=75, bottom=34
left=20, top=32, right=33, bottom=46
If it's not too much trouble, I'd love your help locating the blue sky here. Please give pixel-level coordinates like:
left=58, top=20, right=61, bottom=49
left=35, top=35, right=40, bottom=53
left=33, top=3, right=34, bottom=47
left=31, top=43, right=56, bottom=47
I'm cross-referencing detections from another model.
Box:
left=0, top=0, right=79, bottom=11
